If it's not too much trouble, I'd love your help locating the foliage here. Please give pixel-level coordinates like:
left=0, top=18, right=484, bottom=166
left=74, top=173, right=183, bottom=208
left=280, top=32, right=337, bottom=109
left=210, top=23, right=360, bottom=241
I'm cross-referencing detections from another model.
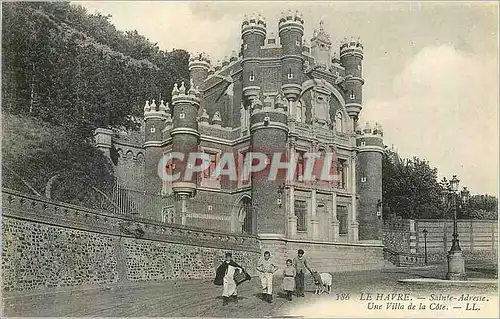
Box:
left=383, top=149, right=446, bottom=219
left=2, top=1, right=189, bottom=133
left=2, top=113, right=114, bottom=209
left=383, top=149, right=498, bottom=220
left=1, top=2, right=189, bottom=205
left=463, top=195, right=498, bottom=220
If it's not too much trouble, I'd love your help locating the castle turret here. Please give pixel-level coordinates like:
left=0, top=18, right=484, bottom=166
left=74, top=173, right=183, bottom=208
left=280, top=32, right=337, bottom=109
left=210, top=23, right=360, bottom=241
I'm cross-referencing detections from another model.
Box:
left=143, top=98, right=170, bottom=195
left=310, top=21, right=332, bottom=70
left=189, top=52, right=210, bottom=90
left=170, top=80, right=201, bottom=198
left=241, top=14, right=266, bottom=103
left=356, top=121, right=384, bottom=240
left=340, top=37, right=364, bottom=128
left=278, top=10, right=304, bottom=102
left=250, top=93, right=289, bottom=236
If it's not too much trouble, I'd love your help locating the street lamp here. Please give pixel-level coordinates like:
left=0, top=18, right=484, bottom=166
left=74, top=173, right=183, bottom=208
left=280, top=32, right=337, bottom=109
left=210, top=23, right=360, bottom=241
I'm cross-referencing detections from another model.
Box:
left=444, top=175, right=470, bottom=280
left=422, top=229, right=428, bottom=265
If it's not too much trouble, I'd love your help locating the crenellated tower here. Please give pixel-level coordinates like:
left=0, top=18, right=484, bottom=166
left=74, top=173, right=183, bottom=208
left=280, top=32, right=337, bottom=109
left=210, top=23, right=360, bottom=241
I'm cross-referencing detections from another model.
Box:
left=278, top=10, right=304, bottom=102
left=189, top=52, right=211, bottom=90
left=340, top=37, right=364, bottom=131
left=241, top=14, right=266, bottom=104
left=356, top=122, right=384, bottom=240
left=250, top=93, right=289, bottom=236
left=143, top=99, right=172, bottom=198
left=170, top=80, right=201, bottom=199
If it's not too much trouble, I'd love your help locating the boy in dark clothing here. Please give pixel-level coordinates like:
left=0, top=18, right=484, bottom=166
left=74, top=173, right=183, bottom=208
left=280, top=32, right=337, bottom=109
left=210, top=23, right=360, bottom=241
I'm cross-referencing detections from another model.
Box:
left=292, top=249, right=312, bottom=297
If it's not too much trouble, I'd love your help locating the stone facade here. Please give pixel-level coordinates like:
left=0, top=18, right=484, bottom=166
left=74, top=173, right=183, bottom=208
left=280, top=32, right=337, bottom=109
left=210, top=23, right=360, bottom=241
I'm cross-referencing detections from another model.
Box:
left=94, top=13, right=385, bottom=248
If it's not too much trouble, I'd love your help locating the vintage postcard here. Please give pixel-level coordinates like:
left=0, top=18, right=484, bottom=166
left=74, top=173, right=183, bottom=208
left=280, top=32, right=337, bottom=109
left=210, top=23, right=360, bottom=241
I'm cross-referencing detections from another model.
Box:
left=1, top=1, right=498, bottom=318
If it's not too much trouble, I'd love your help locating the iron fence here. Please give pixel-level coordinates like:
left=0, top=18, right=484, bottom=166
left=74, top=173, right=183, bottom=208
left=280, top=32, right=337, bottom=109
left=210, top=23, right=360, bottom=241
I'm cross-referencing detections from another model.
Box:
left=111, top=185, right=240, bottom=233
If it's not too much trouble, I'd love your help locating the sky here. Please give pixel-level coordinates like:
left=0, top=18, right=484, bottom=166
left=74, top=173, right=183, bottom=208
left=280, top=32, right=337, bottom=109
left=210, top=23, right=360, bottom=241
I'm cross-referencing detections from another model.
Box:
left=74, top=1, right=499, bottom=196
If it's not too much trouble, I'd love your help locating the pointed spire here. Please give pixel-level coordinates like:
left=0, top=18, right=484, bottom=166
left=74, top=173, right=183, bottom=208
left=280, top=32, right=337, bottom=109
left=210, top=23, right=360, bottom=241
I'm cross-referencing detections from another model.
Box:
left=179, top=81, right=186, bottom=94
left=172, top=83, right=179, bottom=95
left=151, top=99, right=157, bottom=111
left=188, top=79, right=196, bottom=95
left=212, top=111, right=222, bottom=127
left=159, top=100, right=166, bottom=112
left=363, top=121, right=372, bottom=134
left=319, top=20, right=324, bottom=31
left=144, top=100, right=151, bottom=113
left=200, top=108, right=209, bottom=123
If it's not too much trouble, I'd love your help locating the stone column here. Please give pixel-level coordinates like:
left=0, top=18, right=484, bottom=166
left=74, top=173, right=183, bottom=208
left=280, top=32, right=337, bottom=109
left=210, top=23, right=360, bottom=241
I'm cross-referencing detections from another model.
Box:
left=288, top=137, right=298, bottom=238
left=329, top=191, right=340, bottom=242
left=180, top=194, right=188, bottom=225
left=288, top=185, right=297, bottom=238
left=310, top=187, right=320, bottom=240
left=348, top=153, right=359, bottom=242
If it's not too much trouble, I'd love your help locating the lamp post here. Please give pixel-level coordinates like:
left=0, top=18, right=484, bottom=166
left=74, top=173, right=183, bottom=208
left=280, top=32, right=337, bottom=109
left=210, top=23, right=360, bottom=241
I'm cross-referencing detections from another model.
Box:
left=422, top=229, right=428, bottom=265
left=445, top=175, right=470, bottom=280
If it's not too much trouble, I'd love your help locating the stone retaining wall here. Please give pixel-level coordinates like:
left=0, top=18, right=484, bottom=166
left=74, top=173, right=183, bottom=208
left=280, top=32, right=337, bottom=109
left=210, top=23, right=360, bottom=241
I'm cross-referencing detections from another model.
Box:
left=1, top=189, right=260, bottom=293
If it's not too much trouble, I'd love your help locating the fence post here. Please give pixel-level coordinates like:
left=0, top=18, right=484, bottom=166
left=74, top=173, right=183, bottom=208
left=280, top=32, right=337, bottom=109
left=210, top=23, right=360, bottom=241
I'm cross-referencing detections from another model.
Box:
left=409, top=220, right=417, bottom=254
left=492, top=222, right=495, bottom=253
left=443, top=222, right=448, bottom=253
left=470, top=220, right=474, bottom=252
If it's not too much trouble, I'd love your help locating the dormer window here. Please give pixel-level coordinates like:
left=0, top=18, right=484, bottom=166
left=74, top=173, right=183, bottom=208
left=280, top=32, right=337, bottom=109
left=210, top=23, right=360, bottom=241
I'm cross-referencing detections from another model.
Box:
left=244, top=43, right=248, bottom=50
left=350, top=91, right=355, bottom=100
left=249, top=71, right=255, bottom=82
left=361, top=177, right=367, bottom=183
left=287, top=68, right=293, bottom=79
left=361, top=141, right=366, bottom=147
left=268, top=38, right=276, bottom=45
left=179, top=113, right=185, bottom=119
left=357, top=64, right=361, bottom=71
left=150, top=126, right=156, bottom=133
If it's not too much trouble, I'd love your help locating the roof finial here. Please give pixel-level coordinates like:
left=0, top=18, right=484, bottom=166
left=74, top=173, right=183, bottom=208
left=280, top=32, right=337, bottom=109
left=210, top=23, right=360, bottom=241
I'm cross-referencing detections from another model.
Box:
left=319, top=20, right=324, bottom=31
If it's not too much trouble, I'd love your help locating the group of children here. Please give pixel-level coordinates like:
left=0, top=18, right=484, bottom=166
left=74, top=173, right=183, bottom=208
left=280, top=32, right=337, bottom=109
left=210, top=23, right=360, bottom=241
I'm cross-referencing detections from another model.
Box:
left=214, top=249, right=313, bottom=306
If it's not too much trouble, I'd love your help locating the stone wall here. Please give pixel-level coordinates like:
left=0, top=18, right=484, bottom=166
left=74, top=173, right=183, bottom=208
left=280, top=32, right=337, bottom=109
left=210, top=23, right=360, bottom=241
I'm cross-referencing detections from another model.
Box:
left=415, top=219, right=497, bottom=264
left=259, top=235, right=385, bottom=273
left=2, top=189, right=260, bottom=293
left=383, top=218, right=497, bottom=265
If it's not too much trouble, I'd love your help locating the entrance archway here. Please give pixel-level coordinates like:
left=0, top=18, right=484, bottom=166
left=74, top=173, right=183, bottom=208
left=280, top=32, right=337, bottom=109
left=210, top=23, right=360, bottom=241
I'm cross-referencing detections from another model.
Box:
left=231, top=195, right=253, bottom=234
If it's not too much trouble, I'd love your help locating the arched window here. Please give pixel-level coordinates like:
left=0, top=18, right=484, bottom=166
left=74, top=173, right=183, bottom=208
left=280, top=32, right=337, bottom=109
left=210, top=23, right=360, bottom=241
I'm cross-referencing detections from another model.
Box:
left=335, top=112, right=343, bottom=133
left=237, top=197, right=253, bottom=234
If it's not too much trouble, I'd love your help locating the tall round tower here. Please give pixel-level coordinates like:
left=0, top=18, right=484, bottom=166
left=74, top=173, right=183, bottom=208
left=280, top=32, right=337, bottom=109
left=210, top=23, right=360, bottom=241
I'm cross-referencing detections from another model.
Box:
left=170, top=80, right=201, bottom=198
left=356, top=122, right=384, bottom=240
left=278, top=10, right=304, bottom=102
left=250, top=95, right=289, bottom=235
left=189, top=52, right=210, bottom=90
left=144, top=99, right=170, bottom=196
left=241, top=14, right=266, bottom=104
left=340, top=37, right=364, bottom=130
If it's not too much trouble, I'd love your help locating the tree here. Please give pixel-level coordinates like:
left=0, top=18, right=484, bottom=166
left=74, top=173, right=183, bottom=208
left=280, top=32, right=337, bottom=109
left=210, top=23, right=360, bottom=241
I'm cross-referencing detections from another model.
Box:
left=382, top=148, right=445, bottom=219
left=2, top=2, right=189, bottom=206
